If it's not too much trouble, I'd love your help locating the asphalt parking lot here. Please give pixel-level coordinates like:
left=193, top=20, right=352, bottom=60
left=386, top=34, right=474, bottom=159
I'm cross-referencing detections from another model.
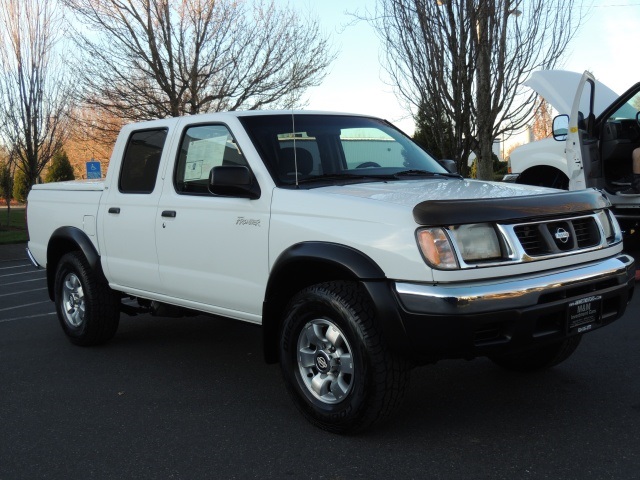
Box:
left=1, top=243, right=640, bottom=480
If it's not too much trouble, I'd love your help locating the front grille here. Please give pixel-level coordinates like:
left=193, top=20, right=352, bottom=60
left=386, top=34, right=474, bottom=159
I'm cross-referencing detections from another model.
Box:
left=514, top=216, right=601, bottom=257
left=514, top=225, right=546, bottom=255
left=572, top=217, right=600, bottom=248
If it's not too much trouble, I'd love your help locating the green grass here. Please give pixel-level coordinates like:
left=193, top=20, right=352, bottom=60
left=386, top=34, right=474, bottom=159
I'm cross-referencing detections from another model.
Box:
left=0, top=207, right=28, bottom=245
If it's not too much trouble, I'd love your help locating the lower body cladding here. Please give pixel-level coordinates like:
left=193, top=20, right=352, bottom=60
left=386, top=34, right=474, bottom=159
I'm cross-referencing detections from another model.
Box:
left=393, top=254, right=636, bottom=363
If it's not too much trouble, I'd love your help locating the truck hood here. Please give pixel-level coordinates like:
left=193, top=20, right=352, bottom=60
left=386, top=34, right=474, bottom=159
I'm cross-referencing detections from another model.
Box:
left=525, top=70, right=619, bottom=116
left=320, top=178, right=555, bottom=207
left=305, top=179, right=607, bottom=226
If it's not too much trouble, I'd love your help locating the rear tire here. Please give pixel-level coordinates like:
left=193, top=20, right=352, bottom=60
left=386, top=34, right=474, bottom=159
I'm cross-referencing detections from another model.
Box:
left=279, top=281, right=410, bottom=433
left=54, top=252, right=120, bottom=346
left=489, top=336, right=582, bottom=372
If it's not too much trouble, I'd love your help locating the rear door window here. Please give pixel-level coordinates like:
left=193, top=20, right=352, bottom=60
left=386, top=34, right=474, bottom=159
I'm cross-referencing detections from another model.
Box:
left=119, top=129, right=167, bottom=194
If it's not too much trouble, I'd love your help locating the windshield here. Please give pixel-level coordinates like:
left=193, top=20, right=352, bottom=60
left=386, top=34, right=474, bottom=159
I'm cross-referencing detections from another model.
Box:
left=239, top=114, right=448, bottom=186
left=607, top=89, right=640, bottom=121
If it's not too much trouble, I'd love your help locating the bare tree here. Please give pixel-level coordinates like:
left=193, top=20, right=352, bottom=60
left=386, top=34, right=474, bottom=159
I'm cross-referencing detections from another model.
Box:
left=64, top=0, right=336, bottom=129
left=531, top=97, right=553, bottom=141
left=363, top=0, right=583, bottom=179
left=0, top=0, right=74, bottom=188
left=63, top=105, right=123, bottom=179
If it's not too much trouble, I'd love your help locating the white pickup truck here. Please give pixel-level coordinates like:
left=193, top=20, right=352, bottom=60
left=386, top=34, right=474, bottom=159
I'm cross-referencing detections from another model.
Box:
left=26, top=111, right=635, bottom=433
left=505, top=70, right=640, bottom=239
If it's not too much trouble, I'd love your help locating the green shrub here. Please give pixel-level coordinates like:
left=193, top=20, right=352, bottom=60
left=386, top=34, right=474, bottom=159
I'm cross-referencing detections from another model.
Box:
left=12, top=168, right=30, bottom=203
left=45, top=150, right=75, bottom=183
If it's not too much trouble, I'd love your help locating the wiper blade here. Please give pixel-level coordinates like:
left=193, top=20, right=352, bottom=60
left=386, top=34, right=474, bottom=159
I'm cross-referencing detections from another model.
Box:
left=394, top=169, right=462, bottom=179
left=292, top=173, right=393, bottom=184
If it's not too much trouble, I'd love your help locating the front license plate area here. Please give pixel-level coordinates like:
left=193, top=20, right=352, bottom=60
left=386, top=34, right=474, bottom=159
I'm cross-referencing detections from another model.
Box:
left=568, top=295, right=602, bottom=334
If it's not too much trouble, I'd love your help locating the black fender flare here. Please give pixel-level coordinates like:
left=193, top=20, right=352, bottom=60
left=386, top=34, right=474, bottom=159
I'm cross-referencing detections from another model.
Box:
left=46, top=226, right=106, bottom=300
left=262, top=242, right=410, bottom=363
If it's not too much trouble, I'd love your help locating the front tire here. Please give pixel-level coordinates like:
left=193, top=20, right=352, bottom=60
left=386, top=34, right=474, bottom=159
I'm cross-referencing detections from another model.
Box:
left=279, top=281, right=409, bottom=433
left=489, top=336, right=582, bottom=372
left=54, top=252, right=120, bottom=346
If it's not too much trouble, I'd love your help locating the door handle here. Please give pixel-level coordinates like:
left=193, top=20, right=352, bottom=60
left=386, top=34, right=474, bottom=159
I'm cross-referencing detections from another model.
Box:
left=108, top=207, right=120, bottom=214
left=161, top=210, right=177, bottom=218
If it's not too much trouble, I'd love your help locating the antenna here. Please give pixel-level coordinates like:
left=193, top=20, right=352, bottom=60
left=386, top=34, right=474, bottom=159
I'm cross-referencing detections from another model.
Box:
left=291, top=110, right=299, bottom=187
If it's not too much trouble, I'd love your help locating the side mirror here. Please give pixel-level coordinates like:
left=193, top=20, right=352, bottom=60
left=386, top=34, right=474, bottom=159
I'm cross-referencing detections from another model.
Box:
left=438, top=159, right=458, bottom=174
left=209, top=165, right=260, bottom=199
left=552, top=114, right=569, bottom=141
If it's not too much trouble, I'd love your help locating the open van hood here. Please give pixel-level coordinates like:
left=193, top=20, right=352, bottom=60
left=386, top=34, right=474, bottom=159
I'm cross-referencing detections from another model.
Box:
left=524, top=70, right=620, bottom=116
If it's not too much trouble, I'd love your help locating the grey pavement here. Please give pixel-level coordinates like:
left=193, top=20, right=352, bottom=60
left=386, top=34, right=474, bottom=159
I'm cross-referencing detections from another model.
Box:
left=0, top=242, right=28, bottom=262
left=2, top=240, right=640, bottom=479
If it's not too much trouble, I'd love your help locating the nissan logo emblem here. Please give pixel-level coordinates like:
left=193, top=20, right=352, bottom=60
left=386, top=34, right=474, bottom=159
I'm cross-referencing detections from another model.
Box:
left=316, top=357, right=328, bottom=370
left=554, top=227, right=570, bottom=244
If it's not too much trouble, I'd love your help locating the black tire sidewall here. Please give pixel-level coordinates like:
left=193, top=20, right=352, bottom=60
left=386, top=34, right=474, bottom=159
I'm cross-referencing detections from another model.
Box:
left=280, top=283, right=373, bottom=431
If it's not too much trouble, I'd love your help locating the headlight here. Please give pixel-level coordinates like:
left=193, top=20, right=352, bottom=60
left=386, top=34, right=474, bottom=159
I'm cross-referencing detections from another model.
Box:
left=416, top=223, right=502, bottom=269
left=449, top=223, right=502, bottom=262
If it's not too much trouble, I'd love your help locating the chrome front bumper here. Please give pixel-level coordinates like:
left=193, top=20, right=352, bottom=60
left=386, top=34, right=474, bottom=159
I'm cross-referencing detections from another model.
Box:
left=395, top=254, right=635, bottom=315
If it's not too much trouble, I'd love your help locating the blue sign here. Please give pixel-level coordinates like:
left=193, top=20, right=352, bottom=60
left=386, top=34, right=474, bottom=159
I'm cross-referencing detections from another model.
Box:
left=86, top=160, right=102, bottom=179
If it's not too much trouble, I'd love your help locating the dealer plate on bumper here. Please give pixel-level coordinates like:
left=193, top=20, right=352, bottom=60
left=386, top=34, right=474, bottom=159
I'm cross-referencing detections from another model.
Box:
left=568, top=295, right=602, bottom=334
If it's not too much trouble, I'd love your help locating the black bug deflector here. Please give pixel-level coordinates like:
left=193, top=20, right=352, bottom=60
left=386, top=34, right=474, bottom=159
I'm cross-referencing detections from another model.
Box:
left=412, top=189, right=610, bottom=226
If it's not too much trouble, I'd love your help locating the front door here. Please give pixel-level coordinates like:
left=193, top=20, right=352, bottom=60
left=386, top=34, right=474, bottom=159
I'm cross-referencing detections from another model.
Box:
left=154, top=122, right=270, bottom=321
left=566, top=71, right=598, bottom=190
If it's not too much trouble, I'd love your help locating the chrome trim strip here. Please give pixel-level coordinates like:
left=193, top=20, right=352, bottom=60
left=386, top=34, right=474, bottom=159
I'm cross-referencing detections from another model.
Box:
left=26, top=247, right=41, bottom=269
left=395, top=254, right=635, bottom=315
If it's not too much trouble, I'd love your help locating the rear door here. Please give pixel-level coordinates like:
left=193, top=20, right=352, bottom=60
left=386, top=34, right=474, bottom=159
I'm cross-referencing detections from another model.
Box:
left=100, top=128, right=168, bottom=293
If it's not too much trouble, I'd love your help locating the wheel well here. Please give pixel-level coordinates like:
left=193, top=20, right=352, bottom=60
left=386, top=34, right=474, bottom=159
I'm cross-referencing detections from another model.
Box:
left=262, top=242, right=386, bottom=364
left=46, top=227, right=105, bottom=301
left=263, top=259, right=363, bottom=364
left=517, top=166, right=569, bottom=190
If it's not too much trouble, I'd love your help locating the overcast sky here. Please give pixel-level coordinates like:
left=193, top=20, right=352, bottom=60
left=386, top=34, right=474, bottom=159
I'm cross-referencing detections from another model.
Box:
left=288, top=0, right=640, bottom=136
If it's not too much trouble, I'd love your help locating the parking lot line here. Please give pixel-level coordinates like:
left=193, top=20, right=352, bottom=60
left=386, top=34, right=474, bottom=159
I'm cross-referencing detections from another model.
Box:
left=0, top=263, right=32, bottom=271
left=0, top=312, right=55, bottom=323
left=0, top=287, right=47, bottom=298
left=0, top=300, right=51, bottom=313
left=3, top=278, right=45, bottom=287
left=0, top=270, right=45, bottom=279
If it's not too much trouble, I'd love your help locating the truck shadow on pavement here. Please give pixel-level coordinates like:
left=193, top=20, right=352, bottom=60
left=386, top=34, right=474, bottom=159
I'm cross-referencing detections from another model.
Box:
left=82, top=310, right=640, bottom=441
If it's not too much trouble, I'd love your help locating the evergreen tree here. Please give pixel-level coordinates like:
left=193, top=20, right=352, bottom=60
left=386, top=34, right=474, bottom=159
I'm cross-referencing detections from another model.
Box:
left=45, top=150, right=75, bottom=183
left=413, top=105, right=458, bottom=163
left=12, top=168, right=30, bottom=203
left=0, top=160, right=14, bottom=226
